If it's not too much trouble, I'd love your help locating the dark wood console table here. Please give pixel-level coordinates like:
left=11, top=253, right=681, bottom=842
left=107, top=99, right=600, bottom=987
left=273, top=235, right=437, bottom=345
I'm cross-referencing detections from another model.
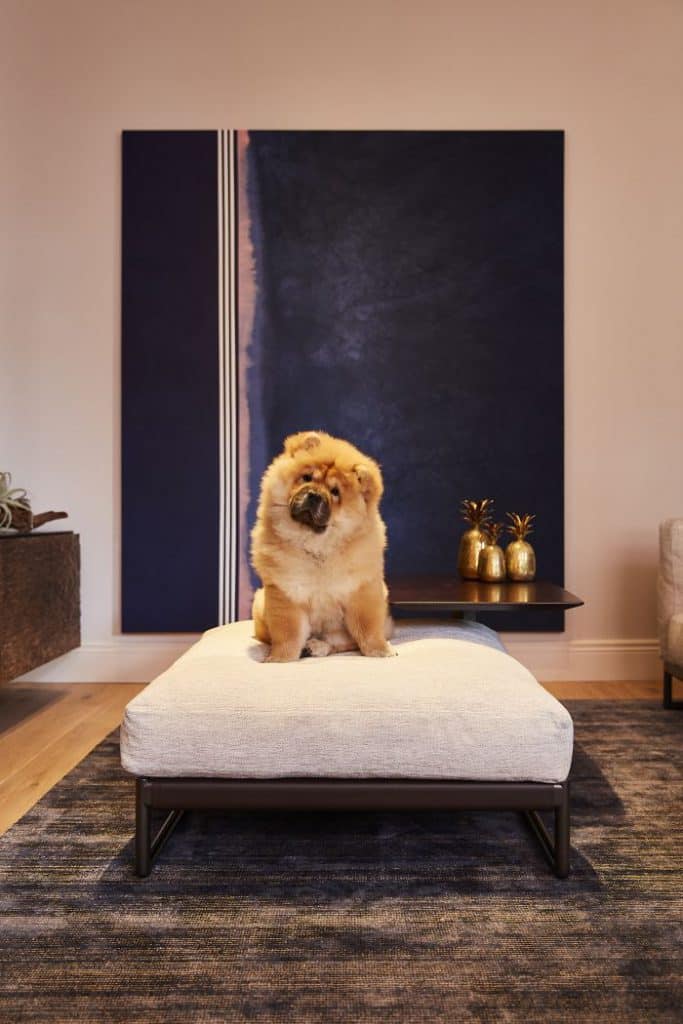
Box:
left=0, top=531, right=80, bottom=683
left=387, top=576, right=583, bottom=622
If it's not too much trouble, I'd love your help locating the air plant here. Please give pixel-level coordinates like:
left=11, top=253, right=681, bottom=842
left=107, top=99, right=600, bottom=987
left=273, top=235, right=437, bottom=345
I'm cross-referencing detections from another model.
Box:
left=0, top=472, right=30, bottom=529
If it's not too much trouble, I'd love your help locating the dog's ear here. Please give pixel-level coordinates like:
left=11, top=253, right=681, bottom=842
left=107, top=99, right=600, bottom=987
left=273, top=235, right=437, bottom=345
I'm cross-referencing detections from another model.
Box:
left=353, top=461, right=383, bottom=504
left=284, top=431, right=322, bottom=457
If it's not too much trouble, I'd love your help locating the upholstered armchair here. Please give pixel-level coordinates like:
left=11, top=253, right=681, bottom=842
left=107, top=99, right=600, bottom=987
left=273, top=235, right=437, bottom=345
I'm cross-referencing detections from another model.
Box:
left=657, top=519, right=683, bottom=709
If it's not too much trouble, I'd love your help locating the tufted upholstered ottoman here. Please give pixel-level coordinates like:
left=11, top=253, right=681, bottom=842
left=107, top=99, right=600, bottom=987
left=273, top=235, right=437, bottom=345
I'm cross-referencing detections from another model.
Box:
left=120, top=621, right=573, bottom=877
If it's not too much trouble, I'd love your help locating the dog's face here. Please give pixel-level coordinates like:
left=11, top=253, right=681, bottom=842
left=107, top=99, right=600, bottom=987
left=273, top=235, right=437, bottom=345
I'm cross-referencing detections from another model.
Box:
left=261, top=431, right=383, bottom=544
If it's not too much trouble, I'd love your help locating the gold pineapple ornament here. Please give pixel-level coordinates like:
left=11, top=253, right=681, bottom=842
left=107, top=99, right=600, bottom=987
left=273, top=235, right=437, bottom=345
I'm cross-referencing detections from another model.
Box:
left=505, top=512, right=537, bottom=581
left=478, top=522, right=506, bottom=582
left=457, top=498, right=494, bottom=579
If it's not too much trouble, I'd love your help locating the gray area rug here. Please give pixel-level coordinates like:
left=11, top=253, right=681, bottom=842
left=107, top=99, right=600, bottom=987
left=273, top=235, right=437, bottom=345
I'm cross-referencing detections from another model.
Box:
left=0, top=701, right=681, bottom=1023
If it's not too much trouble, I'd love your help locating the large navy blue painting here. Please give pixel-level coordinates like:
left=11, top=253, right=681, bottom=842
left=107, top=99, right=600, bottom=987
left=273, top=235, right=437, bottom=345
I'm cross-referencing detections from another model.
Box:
left=122, top=130, right=564, bottom=633
left=121, top=132, right=220, bottom=632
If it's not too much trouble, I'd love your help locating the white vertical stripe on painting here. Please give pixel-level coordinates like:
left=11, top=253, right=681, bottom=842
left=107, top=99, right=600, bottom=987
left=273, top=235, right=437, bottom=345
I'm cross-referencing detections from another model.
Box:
left=217, top=130, right=226, bottom=625
left=227, top=129, right=238, bottom=624
left=218, top=129, right=237, bottom=624
left=223, top=129, right=230, bottom=623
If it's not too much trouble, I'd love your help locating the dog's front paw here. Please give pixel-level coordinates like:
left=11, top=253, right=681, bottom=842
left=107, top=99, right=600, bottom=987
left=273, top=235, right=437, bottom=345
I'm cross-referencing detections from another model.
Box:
left=264, top=647, right=301, bottom=664
left=303, top=638, right=331, bottom=658
left=362, top=642, right=397, bottom=658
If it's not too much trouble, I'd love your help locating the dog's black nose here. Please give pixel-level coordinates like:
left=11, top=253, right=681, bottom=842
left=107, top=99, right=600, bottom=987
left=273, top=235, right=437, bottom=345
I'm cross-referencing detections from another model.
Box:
left=306, top=492, right=325, bottom=511
left=290, top=488, right=330, bottom=531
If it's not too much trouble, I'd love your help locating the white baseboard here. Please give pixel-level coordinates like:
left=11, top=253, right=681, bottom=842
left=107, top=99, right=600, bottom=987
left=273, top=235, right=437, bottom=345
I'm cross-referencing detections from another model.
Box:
left=17, top=636, right=200, bottom=683
left=502, top=636, right=660, bottom=682
left=16, top=634, right=661, bottom=684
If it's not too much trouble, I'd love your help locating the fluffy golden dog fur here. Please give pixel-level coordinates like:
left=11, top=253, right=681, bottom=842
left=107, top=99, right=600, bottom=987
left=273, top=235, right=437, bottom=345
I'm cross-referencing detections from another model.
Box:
left=251, top=430, right=394, bottom=662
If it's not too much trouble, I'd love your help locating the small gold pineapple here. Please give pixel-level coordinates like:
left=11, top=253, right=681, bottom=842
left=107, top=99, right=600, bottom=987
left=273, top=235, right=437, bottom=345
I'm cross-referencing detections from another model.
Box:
left=478, top=522, right=506, bottom=582
left=505, top=512, right=536, bottom=581
left=458, top=499, right=494, bottom=579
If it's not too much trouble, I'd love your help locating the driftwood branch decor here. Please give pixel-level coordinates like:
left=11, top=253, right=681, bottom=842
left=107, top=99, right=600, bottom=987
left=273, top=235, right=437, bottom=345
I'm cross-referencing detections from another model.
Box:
left=0, top=472, right=68, bottom=533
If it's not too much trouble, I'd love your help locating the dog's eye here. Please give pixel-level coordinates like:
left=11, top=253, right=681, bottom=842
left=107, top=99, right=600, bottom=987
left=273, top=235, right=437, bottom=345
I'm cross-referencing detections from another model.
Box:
left=330, top=486, right=340, bottom=498
left=301, top=473, right=313, bottom=483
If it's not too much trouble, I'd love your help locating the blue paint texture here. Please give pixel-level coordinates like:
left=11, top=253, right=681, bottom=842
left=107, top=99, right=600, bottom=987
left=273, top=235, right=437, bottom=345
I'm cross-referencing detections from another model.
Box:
left=244, top=131, right=564, bottom=630
left=122, top=131, right=220, bottom=632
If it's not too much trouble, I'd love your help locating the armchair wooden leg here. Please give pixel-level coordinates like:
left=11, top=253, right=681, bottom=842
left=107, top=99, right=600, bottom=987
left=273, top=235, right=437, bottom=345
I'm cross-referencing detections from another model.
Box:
left=663, top=668, right=683, bottom=710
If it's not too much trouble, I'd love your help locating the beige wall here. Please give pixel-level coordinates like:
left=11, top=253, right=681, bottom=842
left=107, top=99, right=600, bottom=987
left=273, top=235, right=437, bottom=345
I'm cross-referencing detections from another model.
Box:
left=2, top=0, right=682, bottom=681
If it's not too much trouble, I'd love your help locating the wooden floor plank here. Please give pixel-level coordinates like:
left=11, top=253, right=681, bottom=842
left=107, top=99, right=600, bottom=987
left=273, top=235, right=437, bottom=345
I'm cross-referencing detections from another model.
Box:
left=0, top=682, right=144, bottom=835
left=0, top=683, right=122, bottom=784
left=542, top=680, right=660, bottom=699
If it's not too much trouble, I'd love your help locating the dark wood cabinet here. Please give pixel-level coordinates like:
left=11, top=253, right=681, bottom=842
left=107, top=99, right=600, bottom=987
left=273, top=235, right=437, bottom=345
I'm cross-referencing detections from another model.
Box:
left=0, top=531, right=80, bottom=683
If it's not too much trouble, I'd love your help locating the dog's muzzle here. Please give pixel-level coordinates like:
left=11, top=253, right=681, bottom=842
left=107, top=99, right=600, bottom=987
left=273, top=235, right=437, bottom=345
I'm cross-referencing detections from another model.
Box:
left=289, top=488, right=330, bottom=532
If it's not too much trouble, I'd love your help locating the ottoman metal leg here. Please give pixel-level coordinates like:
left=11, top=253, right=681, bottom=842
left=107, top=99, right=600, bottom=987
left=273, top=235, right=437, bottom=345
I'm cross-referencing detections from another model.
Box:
left=523, top=780, right=570, bottom=878
left=554, top=780, right=571, bottom=878
left=135, top=779, right=152, bottom=877
left=135, top=778, right=184, bottom=877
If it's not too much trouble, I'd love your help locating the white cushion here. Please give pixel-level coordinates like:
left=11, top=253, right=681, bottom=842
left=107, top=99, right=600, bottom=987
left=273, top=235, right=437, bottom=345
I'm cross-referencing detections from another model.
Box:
left=120, top=621, right=573, bottom=783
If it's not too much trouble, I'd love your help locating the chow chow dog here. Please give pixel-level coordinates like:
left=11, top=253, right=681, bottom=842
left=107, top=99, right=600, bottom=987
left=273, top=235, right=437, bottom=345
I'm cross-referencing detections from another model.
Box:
left=251, top=431, right=394, bottom=662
